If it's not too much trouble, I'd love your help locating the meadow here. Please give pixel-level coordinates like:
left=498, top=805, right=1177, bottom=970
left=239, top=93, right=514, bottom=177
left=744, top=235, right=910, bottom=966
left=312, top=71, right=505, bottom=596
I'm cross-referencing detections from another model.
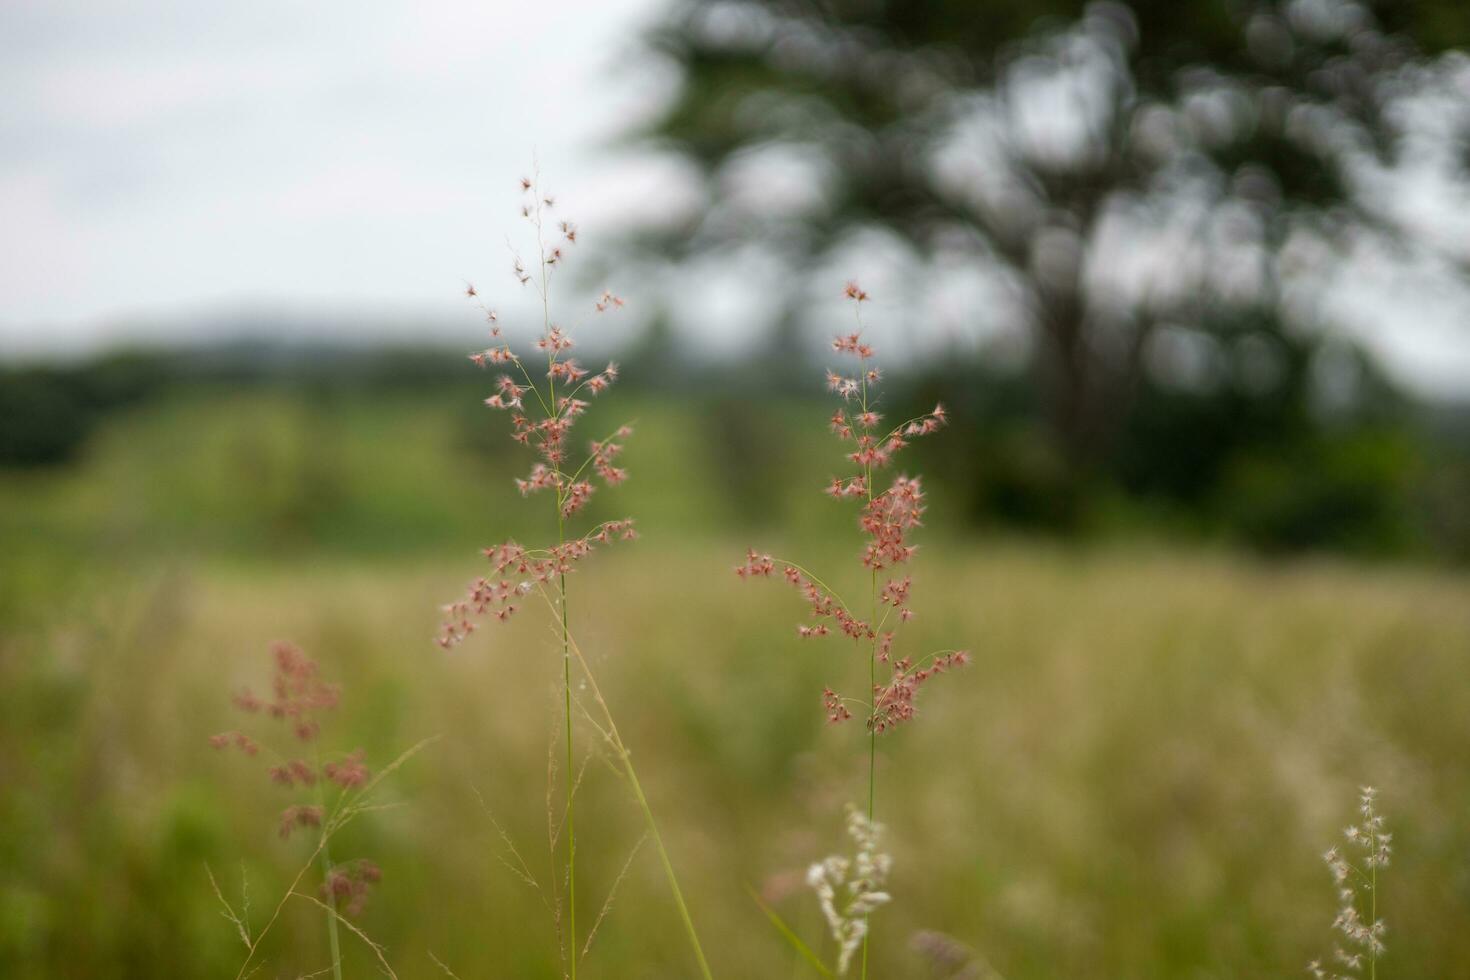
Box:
left=2, top=385, right=1468, bottom=978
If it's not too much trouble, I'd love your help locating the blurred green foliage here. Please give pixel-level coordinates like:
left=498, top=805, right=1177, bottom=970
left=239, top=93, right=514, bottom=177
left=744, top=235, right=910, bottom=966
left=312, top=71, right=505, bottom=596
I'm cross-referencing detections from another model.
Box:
left=636, top=0, right=1470, bottom=546
left=0, top=347, right=1465, bottom=560
left=0, top=353, right=170, bottom=465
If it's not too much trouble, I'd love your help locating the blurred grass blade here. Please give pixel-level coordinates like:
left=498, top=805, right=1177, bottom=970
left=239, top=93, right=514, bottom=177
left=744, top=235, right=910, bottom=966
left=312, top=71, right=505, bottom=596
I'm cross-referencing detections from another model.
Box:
left=745, top=884, right=832, bottom=977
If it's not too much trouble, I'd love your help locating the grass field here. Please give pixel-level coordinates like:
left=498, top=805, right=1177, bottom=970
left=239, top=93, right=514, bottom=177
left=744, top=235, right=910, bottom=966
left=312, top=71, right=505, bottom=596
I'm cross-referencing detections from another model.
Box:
left=3, top=388, right=1468, bottom=978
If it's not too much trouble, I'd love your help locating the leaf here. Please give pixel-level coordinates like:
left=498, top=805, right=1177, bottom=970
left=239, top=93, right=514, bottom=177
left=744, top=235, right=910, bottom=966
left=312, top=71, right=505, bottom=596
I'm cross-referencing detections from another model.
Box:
left=745, top=883, right=833, bottom=977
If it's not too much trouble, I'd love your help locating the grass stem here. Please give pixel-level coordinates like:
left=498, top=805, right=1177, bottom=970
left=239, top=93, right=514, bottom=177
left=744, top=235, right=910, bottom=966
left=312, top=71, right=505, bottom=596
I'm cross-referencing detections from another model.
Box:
left=559, top=628, right=714, bottom=980
left=316, top=748, right=344, bottom=980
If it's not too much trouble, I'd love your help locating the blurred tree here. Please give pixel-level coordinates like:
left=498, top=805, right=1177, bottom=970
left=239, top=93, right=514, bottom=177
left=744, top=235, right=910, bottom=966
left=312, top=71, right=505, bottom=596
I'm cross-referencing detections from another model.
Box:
left=638, top=0, right=1468, bottom=508
left=0, top=353, right=172, bottom=466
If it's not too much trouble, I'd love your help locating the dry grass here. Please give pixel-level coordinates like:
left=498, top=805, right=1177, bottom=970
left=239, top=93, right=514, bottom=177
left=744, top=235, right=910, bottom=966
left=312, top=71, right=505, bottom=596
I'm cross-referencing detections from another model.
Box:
left=3, top=540, right=1468, bottom=977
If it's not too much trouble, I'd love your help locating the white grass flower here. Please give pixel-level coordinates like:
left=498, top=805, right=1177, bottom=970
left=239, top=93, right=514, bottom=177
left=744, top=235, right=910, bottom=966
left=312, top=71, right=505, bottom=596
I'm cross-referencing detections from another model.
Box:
left=1308, top=786, right=1389, bottom=979
left=808, top=806, right=893, bottom=975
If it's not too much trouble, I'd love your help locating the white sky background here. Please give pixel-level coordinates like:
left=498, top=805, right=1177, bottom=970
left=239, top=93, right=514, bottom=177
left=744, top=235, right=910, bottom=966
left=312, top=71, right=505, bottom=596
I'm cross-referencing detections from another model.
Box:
left=1, top=0, right=1467, bottom=399
left=0, top=0, right=686, bottom=354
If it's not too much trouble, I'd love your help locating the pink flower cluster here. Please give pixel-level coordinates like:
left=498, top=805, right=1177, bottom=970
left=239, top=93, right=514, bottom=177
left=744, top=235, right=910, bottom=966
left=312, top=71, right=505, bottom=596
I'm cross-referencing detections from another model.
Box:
left=324, top=748, right=370, bottom=789
left=211, top=645, right=378, bottom=889
left=860, top=475, right=926, bottom=570
left=437, top=520, right=638, bottom=647
left=467, top=190, right=628, bottom=520
left=737, top=282, right=968, bottom=733
left=822, top=687, right=853, bottom=724
left=737, top=551, right=878, bottom=642
left=269, top=759, right=317, bottom=787
left=871, top=651, right=970, bottom=733
left=439, top=181, right=637, bottom=650
left=322, top=859, right=383, bottom=917
left=208, top=730, right=259, bottom=755
left=228, top=641, right=341, bottom=742
left=279, top=804, right=325, bottom=839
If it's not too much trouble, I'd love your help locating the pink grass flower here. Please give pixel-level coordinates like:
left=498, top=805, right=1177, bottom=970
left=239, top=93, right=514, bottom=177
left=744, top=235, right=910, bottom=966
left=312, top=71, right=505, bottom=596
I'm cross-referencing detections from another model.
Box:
left=737, top=282, right=966, bottom=731
left=438, top=184, right=636, bottom=648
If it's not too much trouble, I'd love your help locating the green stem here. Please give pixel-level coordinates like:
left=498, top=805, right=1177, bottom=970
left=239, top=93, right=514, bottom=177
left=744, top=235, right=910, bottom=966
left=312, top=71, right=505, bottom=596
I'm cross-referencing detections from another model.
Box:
left=315, top=750, right=344, bottom=980
left=859, top=339, right=876, bottom=980
left=624, top=753, right=714, bottom=980
left=554, top=435, right=576, bottom=980
left=559, top=539, right=576, bottom=979
left=1370, top=816, right=1377, bottom=980
left=533, top=174, right=576, bottom=979
left=557, top=630, right=714, bottom=980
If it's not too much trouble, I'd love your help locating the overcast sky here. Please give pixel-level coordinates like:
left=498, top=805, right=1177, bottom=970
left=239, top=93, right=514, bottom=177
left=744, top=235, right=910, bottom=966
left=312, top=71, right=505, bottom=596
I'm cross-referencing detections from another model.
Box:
left=2, top=1, right=1467, bottom=399
left=0, top=0, right=682, bottom=354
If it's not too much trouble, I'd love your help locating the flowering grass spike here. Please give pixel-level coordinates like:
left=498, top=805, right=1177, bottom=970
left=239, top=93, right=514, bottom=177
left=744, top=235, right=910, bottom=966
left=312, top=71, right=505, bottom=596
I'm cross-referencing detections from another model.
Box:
left=808, top=807, right=893, bottom=976
left=211, top=642, right=431, bottom=980
left=436, top=174, right=710, bottom=980
left=1310, top=786, right=1391, bottom=979
left=737, top=282, right=967, bottom=977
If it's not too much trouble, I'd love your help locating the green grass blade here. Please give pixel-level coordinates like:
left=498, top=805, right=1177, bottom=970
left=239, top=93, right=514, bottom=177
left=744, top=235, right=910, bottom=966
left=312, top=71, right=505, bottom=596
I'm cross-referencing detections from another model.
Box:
left=745, top=884, right=833, bottom=978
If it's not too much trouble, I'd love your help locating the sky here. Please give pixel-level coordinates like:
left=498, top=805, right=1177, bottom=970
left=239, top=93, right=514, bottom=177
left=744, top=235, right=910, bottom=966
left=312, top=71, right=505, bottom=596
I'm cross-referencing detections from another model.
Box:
left=0, top=0, right=680, bottom=353
left=1, top=0, right=1467, bottom=399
